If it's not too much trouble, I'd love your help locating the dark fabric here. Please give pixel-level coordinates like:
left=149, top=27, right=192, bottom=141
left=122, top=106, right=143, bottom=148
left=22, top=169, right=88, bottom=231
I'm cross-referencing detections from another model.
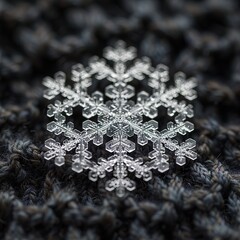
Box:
left=1, top=0, right=240, bottom=239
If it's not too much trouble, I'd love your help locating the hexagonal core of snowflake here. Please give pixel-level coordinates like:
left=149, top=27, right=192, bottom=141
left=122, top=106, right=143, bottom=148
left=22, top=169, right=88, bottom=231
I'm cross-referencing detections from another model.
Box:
left=43, top=41, right=197, bottom=197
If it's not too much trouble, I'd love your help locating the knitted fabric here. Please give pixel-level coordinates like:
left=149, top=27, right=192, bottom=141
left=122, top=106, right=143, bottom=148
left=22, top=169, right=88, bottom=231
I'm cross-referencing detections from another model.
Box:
left=1, top=0, right=240, bottom=239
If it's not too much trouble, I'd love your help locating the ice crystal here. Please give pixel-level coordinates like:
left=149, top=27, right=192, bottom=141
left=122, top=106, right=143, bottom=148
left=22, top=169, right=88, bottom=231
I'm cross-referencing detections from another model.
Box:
left=43, top=41, right=197, bottom=197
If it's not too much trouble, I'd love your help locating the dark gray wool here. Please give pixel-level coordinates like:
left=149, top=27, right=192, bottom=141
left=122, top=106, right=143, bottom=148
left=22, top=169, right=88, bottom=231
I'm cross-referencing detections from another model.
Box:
left=1, top=0, right=240, bottom=239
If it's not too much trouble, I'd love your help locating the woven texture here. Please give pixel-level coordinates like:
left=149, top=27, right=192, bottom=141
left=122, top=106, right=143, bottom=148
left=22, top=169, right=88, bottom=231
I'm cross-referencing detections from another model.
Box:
left=1, top=0, right=240, bottom=239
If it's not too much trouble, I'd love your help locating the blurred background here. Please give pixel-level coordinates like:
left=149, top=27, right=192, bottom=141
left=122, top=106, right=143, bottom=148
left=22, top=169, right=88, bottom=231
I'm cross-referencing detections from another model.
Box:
left=1, top=0, right=240, bottom=239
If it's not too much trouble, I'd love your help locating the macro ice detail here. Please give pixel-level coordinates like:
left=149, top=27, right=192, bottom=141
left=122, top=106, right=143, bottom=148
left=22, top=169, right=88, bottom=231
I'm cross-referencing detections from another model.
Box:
left=43, top=41, right=197, bottom=197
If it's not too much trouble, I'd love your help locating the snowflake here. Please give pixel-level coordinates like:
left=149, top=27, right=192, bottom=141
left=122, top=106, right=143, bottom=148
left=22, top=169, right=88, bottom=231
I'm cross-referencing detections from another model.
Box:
left=43, top=41, right=197, bottom=197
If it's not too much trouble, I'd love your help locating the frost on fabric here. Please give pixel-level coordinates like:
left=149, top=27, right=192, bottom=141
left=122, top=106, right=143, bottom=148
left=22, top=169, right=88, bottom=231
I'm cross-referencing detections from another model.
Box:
left=43, top=41, right=197, bottom=197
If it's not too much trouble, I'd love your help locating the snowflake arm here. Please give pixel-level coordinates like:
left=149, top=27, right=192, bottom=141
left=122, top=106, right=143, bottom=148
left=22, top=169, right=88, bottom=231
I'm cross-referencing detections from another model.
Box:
left=90, top=42, right=152, bottom=87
